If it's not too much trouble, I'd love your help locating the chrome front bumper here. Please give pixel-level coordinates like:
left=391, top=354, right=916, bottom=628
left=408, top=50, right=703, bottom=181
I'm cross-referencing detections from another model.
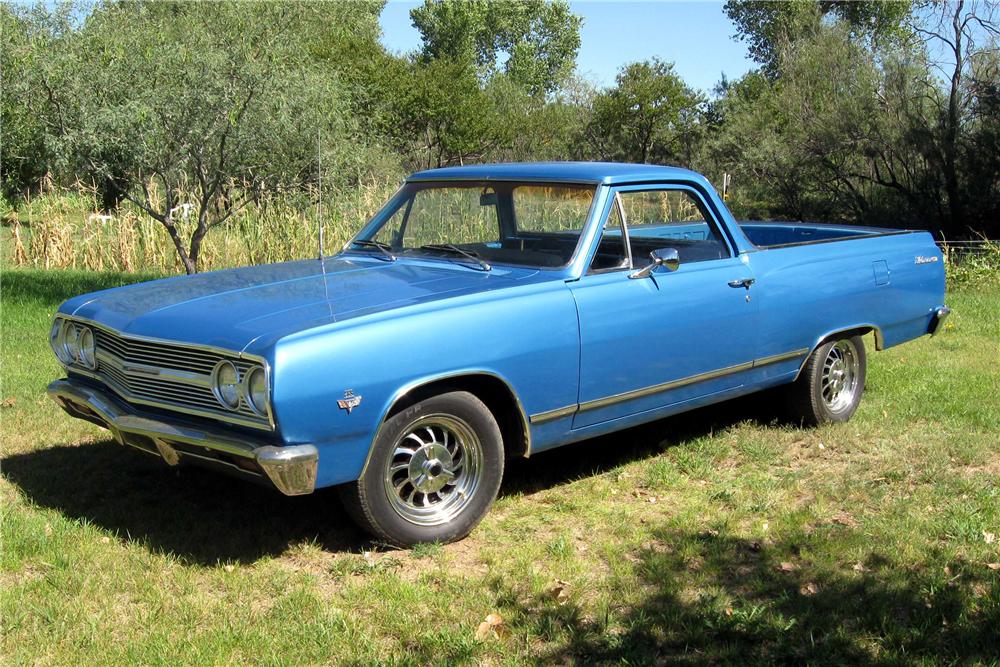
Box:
left=48, top=379, right=317, bottom=495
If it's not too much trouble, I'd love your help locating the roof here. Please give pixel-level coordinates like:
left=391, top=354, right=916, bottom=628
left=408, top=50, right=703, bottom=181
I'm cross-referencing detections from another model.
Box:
left=407, top=162, right=705, bottom=186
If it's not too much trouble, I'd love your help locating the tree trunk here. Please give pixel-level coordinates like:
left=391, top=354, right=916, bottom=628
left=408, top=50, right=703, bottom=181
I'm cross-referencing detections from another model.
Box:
left=164, top=223, right=197, bottom=275
left=942, top=0, right=966, bottom=238
left=187, top=212, right=212, bottom=275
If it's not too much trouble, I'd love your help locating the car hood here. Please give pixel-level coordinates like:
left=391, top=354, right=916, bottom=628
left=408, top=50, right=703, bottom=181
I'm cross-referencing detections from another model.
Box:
left=63, top=256, right=545, bottom=354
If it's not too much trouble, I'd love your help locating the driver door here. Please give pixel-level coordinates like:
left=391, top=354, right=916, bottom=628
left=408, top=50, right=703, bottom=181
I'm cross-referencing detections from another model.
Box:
left=569, top=185, right=759, bottom=429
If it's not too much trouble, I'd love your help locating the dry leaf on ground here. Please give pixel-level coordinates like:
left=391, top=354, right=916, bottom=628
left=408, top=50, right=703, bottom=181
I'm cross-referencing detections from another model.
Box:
left=800, top=582, right=819, bottom=596
left=547, top=579, right=571, bottom=605
left=832, top=512, right=859, bottom=527
left=475, top=613, right=505, bottom=641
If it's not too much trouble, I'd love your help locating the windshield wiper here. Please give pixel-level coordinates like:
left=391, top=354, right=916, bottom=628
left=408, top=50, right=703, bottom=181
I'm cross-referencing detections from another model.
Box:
left=417, top=244, right=492, bottom=271
left=348, top=239, right=396, bottom=262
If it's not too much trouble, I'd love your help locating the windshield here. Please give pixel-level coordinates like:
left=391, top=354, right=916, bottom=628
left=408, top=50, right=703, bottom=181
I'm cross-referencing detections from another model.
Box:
left=350, top=181, right=597, bottom=269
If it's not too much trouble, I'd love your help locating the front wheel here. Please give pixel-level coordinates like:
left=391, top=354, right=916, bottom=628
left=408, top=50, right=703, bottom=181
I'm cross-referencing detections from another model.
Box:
left=786, top=335, right=867, bottom=426
left=339, top=391, right=504, bottom=547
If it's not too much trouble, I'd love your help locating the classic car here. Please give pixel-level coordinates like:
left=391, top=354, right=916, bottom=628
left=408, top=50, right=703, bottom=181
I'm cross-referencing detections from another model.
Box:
left=48, top=162, right=949, bottom=546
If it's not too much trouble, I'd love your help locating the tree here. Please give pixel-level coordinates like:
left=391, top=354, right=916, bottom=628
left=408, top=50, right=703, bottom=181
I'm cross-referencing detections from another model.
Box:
left=397, top=58, right=510, bottom=169
left=587, top=59, right=702, bottom=164
left=963, top=45, right=1000, bottom=231
left=410, top=0, right=582, bottom=96
left=701, top=23, right=944, bottom=227
left=913, top=0, right=1000, bottom=237
left=724, top=0, right=913, bottom=76
left=46, top=1, right=368, bottom=273
left=0, top=3, right=81, bottom=201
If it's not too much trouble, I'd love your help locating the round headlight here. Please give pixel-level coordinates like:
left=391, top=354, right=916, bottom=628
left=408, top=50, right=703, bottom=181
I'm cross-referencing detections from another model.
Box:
left=244, top=367, right=268, bottom=416
left=50, top=319, right=71, bottom=363
left=64, top=323, right=81, bottom=362
left=212, top=361, right=241, bottom=409
left=78, top=326, right=96, bottom=369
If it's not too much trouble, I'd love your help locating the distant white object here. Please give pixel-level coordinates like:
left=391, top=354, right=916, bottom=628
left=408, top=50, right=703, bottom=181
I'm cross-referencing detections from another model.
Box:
left=88, top=213, right=114, bottom=224
left=169, top=203, right=194, bottom=222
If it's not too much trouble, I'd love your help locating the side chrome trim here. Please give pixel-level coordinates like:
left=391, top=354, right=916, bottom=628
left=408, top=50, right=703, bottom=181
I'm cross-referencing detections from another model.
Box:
left=529, top=404, right=577, bottom=424
left=578, top=360, right=755, bottom=413
left=753, top=348, right=810, bottom=368
left=533, top=348, right=811, bottom=419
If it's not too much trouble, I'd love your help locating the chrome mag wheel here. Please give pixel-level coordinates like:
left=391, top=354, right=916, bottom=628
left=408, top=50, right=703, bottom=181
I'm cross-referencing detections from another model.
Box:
left=382, top=414, right=484, bottom=526
left=821, top=339, right=860, bottom=413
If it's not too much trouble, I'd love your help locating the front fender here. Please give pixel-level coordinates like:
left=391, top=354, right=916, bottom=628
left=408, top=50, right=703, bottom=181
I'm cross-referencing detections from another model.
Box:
left=268, top=282, right=579, bottom=487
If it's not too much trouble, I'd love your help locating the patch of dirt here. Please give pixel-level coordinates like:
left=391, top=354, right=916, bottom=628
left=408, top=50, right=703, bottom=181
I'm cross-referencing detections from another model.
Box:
left=0, top=563, right=47, bottom=588
left=960, top=456, right=1000, bottom=478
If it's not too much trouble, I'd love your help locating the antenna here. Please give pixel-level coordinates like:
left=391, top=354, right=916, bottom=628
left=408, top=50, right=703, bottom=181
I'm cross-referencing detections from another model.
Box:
left=317, top=127, right=334, bottom=321
left=317, top=128, right=325, bottom=260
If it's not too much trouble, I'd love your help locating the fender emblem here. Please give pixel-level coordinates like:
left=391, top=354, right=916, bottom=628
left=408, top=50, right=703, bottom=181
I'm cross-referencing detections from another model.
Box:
left=915, top=255, right=939, bottom=265
left=338, top=389, right=362, bottom=414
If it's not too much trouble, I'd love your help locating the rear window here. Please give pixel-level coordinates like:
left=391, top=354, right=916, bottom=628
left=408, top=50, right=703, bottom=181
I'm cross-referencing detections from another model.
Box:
left=512, top=185, right=594, bottom=234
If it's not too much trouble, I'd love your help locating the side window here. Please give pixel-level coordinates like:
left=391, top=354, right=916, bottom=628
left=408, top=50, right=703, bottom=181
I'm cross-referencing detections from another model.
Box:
left=618, top=189, right=729, bottom=264
left=589, top=197, right=629, bottom=273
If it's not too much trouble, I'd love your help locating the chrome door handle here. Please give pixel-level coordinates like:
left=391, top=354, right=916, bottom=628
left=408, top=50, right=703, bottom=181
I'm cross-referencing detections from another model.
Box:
left=728, top=278, right=755, bottom=289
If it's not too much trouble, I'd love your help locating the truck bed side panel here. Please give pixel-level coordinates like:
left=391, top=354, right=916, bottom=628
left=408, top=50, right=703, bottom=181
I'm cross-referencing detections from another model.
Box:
left=746, top=231, right=945, bottom=366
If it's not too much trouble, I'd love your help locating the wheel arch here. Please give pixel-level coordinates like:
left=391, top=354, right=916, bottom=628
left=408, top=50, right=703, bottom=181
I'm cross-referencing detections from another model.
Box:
left=361, top=371, right=531, bottom=480
left=794, top=324, right=881, bottom=381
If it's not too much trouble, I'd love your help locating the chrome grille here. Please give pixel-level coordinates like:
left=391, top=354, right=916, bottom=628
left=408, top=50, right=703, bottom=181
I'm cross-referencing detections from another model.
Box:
left=76, top=325, right=271, bottom=430
left=95, top=329, right=220, bottom=375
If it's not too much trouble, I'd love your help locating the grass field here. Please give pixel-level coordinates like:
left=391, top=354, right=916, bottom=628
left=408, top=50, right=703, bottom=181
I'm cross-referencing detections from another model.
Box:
left=2, top=268, right=999, bottom=665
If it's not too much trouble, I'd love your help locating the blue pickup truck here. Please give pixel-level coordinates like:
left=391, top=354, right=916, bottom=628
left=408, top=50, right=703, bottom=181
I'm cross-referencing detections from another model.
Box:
left=48, top=163, right=949, bottom=545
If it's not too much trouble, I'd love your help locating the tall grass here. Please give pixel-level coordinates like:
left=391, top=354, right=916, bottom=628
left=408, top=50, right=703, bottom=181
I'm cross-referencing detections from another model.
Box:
left=5, top=180, right=999, bottom=286
left=2, top=177, right=398, bottom=273
left=941, top=236, right=1000, bottom=288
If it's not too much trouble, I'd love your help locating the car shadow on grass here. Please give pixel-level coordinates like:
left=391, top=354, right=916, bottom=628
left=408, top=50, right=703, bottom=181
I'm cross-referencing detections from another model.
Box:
left=2, top=438, right=370, bottom=564
left=504, top=524, right=1000, bottom=664
left=500, top=389, right=786, bottom=498
left=3, top=392, right=785, bottom=565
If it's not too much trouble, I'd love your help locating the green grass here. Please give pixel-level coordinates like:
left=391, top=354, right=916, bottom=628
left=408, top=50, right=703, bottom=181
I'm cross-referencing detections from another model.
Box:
left=2, top=268, right=999, bottom=665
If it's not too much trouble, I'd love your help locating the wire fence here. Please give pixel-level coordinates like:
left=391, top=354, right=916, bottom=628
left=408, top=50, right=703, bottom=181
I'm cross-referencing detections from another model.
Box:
left=936, top=239, right=1000, bottom=262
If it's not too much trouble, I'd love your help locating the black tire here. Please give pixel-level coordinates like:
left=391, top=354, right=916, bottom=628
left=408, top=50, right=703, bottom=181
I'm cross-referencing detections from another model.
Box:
left=338, top=391, right=504, bottom=547
left=785, top=335, right=867, bottom=426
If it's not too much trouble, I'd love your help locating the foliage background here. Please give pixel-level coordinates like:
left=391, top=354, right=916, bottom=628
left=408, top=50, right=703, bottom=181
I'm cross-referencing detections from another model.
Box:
left=2, top=4, right=998, bottom=662
left=2, top=0, right=999, bottom=273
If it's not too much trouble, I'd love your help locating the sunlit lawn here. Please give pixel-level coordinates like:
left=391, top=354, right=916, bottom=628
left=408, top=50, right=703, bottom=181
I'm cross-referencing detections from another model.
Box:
left=2, top=268, right=998, bottom=664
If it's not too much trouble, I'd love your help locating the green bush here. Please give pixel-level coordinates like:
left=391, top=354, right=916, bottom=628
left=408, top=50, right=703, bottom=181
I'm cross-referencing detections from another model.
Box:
left=945, top=239, right=1000, bottom=289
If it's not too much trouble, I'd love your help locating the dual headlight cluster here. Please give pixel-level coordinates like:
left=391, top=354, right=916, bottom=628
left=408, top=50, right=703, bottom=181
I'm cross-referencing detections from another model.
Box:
left=50, top=319, right=97, bottom=370
left=212, top=360, right=269, bottom=416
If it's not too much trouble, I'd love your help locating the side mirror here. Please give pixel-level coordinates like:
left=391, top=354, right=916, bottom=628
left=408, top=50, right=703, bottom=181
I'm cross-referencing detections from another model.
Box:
left=628, top=247, right=680, bottom=280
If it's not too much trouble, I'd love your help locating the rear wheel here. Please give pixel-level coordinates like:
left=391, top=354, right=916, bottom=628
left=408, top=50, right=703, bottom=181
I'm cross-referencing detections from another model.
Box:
left=339, top=391, right=504, bottom=546
left=786, top=335, right=866, bottom=425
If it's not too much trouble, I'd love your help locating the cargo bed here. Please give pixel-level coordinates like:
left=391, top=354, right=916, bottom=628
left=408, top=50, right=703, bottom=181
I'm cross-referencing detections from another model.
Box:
left=738, top=221, right=916, bottom=249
